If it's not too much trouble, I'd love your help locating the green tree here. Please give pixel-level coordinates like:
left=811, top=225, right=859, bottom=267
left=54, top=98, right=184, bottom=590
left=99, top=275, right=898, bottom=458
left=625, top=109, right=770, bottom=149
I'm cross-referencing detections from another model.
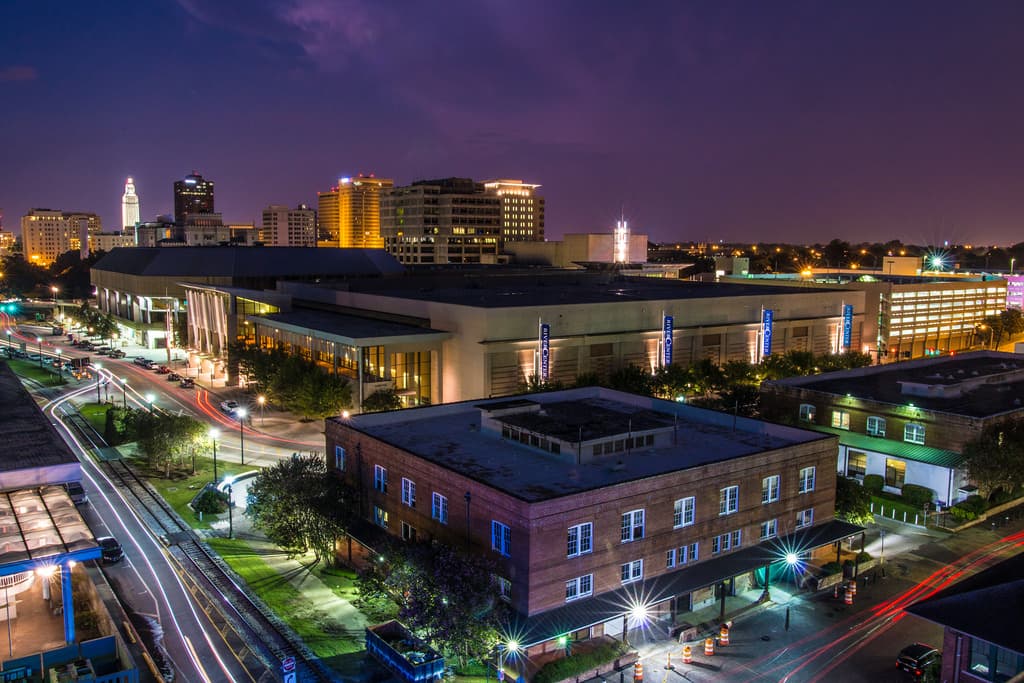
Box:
left=291, top=368, right=352, bottom=420
left=835, top=476, right=873, bottom=525
left=962, top=420, right=1024, bottom=498
left=687, top=358, right=724, bottom=396
left=607, top=364, right=654, bottom=395
left=133, top=412, right=210, bottom=476
left=362, top=389, right=402, bottom=413
left=652, top=363, right=690, bottom=400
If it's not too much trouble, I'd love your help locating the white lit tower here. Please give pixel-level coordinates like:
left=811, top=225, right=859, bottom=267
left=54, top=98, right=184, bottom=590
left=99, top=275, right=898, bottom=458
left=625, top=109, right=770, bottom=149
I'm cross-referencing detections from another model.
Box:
left=122, top=177, right=140, bottom=231
left=614, top=213, right=630, bottom=264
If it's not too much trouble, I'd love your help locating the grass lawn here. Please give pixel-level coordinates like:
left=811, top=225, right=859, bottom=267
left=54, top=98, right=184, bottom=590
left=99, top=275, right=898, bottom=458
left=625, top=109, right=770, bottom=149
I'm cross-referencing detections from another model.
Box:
left=313, top=564, right=396, bottom=624
left=206, top=537, right=363, bottom=660
left=79, top=402, right=110, bottom=433
left=871, top=495, right=926, bottom=524
left=6, top=358, right=66, bottom=386
left=136, top=455, right=257, bottom=530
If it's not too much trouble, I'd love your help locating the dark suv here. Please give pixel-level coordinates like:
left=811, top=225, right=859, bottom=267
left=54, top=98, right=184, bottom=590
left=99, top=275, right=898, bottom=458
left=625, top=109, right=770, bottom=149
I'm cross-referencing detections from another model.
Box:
left=97, top=537, right=125, bottom=564
left=897, top=643, right=939, bottom=680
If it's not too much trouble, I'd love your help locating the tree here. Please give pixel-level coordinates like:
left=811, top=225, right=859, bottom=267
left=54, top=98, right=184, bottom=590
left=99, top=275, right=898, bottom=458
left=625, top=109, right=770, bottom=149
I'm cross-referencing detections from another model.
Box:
left=362, top=389, right=402, bottom=413
left=133, top=412, right=210, bottom=476
left=608, top=364, right=654, bottom=395
left=246, top=454, right=352, bottom=564
left=291, top=368, right=352, bottom=420
left=652, top=363, right=690, bottom=400
left=835, top=476, right=873, bottom=525
left=962, top=420, right=1024, bottom=498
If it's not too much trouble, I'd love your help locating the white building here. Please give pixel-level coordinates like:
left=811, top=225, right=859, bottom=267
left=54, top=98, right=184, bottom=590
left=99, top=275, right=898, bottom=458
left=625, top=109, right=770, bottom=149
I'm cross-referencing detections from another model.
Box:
left=121, top=177, right=140, bottom=232
left=260, top=204, right=316, bottom=247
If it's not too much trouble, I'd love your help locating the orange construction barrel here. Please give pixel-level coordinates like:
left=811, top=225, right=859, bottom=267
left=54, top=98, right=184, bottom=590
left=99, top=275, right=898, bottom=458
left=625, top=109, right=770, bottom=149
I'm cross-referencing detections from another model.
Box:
left=633, top=661, right=643, bottom=681
left=704, top=637, right=715, bottom=656
left=719, top=624, right=730, bottom=646
left=682, top=645, right=692, bottom=664
left=849, top=580, right=858, bottom=597
left=844, top=586, right=853, bottom=605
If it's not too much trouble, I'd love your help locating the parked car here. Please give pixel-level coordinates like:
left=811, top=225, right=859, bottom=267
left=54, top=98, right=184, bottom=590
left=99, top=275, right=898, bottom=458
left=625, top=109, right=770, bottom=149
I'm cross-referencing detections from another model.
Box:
left=897, top=643, right=940, bottom=680
left=219, top=400, right=239, bottom=414
left=167, top=372, right=181, bottom=382
left=64, top=481, right=88, bottom=505
left=96, top=348, right=111, bottom=356
left=179, top=378, right=195, bottom=389
left=97, top=536, right=125, bottom=564
left=133, top=357, right=153, bottom=368
left=155, top=365, right=170, bottom=374
left=109, top=349, right=126, bottom=359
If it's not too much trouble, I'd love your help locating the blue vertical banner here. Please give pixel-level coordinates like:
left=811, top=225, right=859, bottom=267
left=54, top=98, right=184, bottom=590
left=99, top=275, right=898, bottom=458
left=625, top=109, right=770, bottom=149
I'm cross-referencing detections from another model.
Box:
left=663, top=314, right=674, bottom=366
left=842, top=304, right=853, bottom=350
left=761, top=308, right=774, bottom=357
left=540, top=323, right=550, bottom=381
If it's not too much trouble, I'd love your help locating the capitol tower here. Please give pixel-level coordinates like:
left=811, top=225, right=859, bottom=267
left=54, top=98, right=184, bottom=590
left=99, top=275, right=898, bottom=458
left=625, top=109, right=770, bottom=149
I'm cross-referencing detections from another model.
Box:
left=121, top=177, right=140, bottom=230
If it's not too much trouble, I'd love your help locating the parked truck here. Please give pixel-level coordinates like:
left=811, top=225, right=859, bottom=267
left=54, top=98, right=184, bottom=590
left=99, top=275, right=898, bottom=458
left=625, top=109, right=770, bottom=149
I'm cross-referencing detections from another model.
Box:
left=365, top=621, right=445, bottom=682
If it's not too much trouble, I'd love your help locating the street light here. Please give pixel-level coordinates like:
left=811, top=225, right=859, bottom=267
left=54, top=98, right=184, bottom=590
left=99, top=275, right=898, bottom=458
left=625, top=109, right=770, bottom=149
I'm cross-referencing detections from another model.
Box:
left=226, top=484, right=234, bottom=539
left=4, top=329, right=11, bottom=354
left=120, top=378, right=128, bottom=409
left=36, top=336, right=42, bottom=367
left=236, top=407, right=247, bottom=466
left=209, top=428, right=221, bottom=484
left=145, top=393, right=155, bottom=413
left=257, top=395, right=265, bottom=426
left=55, top=348, right=62, bottom=376
left=50, top=285, right=58, bottom=303
left=94, top=363, right=103, bottom=403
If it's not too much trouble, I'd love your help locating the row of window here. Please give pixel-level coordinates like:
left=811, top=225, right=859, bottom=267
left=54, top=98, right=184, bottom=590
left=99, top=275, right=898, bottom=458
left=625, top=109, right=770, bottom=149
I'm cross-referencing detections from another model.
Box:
left=800, top=405, right=926, bottom=445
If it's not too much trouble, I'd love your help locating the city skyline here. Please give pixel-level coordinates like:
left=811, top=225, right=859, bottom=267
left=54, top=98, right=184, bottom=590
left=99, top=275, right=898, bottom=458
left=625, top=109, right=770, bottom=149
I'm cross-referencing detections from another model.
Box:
left=3, top=2, right=1024, bottom=245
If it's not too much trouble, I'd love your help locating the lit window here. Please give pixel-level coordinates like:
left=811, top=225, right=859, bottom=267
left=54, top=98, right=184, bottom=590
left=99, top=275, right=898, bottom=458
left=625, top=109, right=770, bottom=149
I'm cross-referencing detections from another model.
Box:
left=401, top=478, right=416, bottom=507
left=762, top=475, right=780, bottom=504
left=373, top=505, right=389, bottom=528
left=565, top=574, right=592, bottom=602
left=904, top=423, right=925, bottom=445
left=796, top=508, right=814, bottom=529
left=760, top=519, right=778, bottom=539
left=847, top=450, right=867, bottom=478
left=866, top=416, right=886, bottom=437
left=373, top=464, right=388, bottom=493
left=567, top=522, right=593, bottom=557
left=799, top=467, right=816, bottom=493
left=673, top=497, right=695, bottom=528
left=491, top=521, right=511, bottom=556
left=799, top=404, right=816, bottom=423
left=620, top=560, right=643, bottom=584
left=719, top=486, right=739, bottom=515
left=334, top=446, right=346, bottom=471
left=831, top=410, right=851, bottom=430
left=885, top=458, right=907, bottom=488
left=620, top=509, right=645, bottom=542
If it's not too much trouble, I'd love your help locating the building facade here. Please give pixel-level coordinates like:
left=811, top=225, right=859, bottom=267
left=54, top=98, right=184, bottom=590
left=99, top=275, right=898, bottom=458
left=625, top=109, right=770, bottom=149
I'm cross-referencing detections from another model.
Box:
left=317, top=175, right=392, bottom=249
left=20, top=209, right=102, bottom=266
left=89, top=231, right=136, bottom=253
left=260, top=204, right=316, bottom=247
left=173, top=171, right=215, bottom=225
left=761, top=351, right=1024, bottom=506
left=506, top=233, right=648, bottom=268
left=482, top=179, right=545, bottom=244
left=326, top=387, right=856, bottom=651
left=121, top=177, right=140, bottom=230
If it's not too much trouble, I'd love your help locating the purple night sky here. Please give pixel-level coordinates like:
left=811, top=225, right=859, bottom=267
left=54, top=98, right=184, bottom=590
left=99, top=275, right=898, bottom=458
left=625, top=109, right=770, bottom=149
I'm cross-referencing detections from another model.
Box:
left=2, top=1, right=1024, bottom=245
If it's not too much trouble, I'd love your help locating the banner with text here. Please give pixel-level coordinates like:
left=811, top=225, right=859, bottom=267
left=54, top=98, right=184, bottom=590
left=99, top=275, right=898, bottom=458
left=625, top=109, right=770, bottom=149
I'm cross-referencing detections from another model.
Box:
left=663, top=315, right=673, bottom=366
left=762, top=308, right=774, bottom=357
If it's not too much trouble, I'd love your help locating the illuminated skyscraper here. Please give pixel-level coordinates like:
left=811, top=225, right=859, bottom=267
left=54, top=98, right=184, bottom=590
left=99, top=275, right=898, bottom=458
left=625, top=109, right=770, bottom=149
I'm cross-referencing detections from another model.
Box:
left=173, top=171, right=214, bottom=225
left=121, top=177, right=140, bottom=230
left=482, top=179, right=545, bottom=243
left=20, top=209, right=102, bottom=266
left=316, top=174, right=392, bottom=248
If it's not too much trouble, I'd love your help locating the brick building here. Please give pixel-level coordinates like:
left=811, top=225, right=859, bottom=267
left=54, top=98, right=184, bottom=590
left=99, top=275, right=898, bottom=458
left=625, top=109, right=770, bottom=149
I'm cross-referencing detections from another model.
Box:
left=325, top=386, right=859, bottom=651
left=761, top=351, right=1024, bottom=506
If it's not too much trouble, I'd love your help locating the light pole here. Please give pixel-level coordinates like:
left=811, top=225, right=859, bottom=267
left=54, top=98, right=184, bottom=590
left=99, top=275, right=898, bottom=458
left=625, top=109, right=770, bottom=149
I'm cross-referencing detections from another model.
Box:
left=94, top=363, right=102, bottom=403
left=4, top=329, right=11, bottom=355
left=236, top=408, right=247, bottom=466
left=36, top=337, right=43, bottom=367
left=145, top=393, right=155, bottom=413
left=50, top=285, right=58, bottom=304
left=209, top=428, right=220, bottom=484
left=257, top=395, right=265, bottom=426
left=226, top=484, right=234, bottom=539
left=120, top=378, right=128, bottom=409
left=55, top=348, right=62, bottom=376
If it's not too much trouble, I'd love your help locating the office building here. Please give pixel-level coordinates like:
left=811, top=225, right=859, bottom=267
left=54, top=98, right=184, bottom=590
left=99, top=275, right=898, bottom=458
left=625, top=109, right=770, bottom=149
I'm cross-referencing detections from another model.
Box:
left=261, top=204, right=316, bottom=247
left=317, top=175, right=392, bottom=249
left=121, top=177, right=140, bottom=230
left=326, top=386, right=858, bottom=652
left=173, top=171, right=215, bottom=225
left=89, top=231, right=135, bottom=253
left=20, top=209, right=102, bottom=266
left=506, top=232, right=648, bottom=268
left=482, top=179, right=545, bottom=243
left=761, top=351, right=1024, bottom=506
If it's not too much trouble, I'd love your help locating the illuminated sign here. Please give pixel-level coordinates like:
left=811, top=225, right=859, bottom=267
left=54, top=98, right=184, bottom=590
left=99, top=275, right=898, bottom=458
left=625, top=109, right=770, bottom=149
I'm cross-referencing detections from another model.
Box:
left=842, top=304, right=853, bottom=349
left=663, top=315, right=673, bottom=366
left=762, top=309, right=774, bottom=357
left=540, top=323, right=550, bottom=380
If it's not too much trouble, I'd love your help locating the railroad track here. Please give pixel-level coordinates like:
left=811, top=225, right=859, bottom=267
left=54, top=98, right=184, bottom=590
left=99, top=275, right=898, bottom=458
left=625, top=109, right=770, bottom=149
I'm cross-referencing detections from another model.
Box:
left=61, top=406, right=336, bottom=682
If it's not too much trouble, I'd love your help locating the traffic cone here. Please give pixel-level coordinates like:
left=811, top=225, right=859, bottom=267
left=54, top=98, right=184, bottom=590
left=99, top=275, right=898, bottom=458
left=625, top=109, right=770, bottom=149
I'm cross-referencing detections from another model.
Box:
left=719, top=624, right=730, bottom=646
left=682, top=645, right=692, bottom=664
left=833, top=583, right=839, bottom=599
left=633, top=662, right=643, bottom=682
left=704, top=637, right=715, bottom=656
left=844, top=586, right=853, bottom=605
left=849, top=580, right=857, bottom=598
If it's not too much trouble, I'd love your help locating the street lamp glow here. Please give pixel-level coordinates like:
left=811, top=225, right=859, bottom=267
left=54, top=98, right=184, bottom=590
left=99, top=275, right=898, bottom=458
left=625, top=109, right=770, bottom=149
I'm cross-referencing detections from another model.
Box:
left=209, top=427, right=220, bottom=440
left=785, top=552, right=799, bottom=565
left=505, top=640, right=519, bottom=654
left=236, top=407, right=247, bottom=419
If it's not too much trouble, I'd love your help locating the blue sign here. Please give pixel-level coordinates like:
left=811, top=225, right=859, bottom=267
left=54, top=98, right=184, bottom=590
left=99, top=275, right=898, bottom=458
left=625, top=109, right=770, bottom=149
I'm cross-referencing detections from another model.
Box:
left=663, top=315, right=673, bottom=366
left=540, top=323, right=550, bottom=380
left=842, top=304, right=853, bottom=349
left=762, top=309, right=774, bottom=357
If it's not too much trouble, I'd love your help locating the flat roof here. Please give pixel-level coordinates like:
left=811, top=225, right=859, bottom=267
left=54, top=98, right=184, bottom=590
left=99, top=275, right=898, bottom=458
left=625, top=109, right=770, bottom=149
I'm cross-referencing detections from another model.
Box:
left=338, top=387, right=832, bottom=502
left=768, top=351, right=1024, bottom=418
left=249, top=309, right=450, bottom=345
left=0, top=362, right=79, bottom=472
left=343, top=275, right=829, bottom=308
left=0, top=486, right=99, bottom=572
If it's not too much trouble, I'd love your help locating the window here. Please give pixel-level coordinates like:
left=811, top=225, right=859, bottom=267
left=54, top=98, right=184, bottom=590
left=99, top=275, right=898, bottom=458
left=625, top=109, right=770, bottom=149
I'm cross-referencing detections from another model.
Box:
left=673, top=497, right=695, bottom=528
left=491, top=521, right=511, bottom=556
left=373, top=505, right=389, bottom=528
left=620, top=509, right=645, bottom=542
left=885, top=458, right=907, bottom=488
left=373, top=464, right=388, bottom=493
left=799, top=404, right=816, bottom=423
left=401, top=521, right=417, bottom=542
left=675, top=542, right=698, bottom=565
left=666, top=549, right=677, bottom=568
left=799, top=467, right=816, bottom=493
left=719, top=486, right=739, bottom=515
left=567, top=523, right=593, bottom=557
left=431, top=492, right=448, bottom=524
left=334, top=445, right=346, bottom=471
left=496, top=576, right=512, bottom=602
left=401, top=478, right=416, bottom=507
left=846, top=450, right=867, bottom=478
left=565, top=574, right=593, bottom=602
left=731, top=529, right=742, bottom=548
left=796, top=508, right=814, bottom=529
left=712, top=533, right=732, bottom=554
left=762, top=475, right=780, bottom=504
left=620, top=560, right=643, bottom=584
left=866, top=416, right=886, bottom=437
left=760, top=519, right=778, bottom=539
left=831, top=410, right=851, bottom=430
left=904, top=423, right=926, bottom=445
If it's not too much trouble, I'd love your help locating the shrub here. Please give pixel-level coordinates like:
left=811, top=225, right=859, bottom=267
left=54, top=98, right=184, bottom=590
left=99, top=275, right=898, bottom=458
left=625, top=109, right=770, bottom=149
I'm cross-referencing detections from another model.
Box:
left=855, top=551, right=872, bottom=563
left=900, top=484, right=934, bottom=508
left=863, top=474, right=884, bottom=494
left=533, top=642, right=628, bottom=683
left=960, top=495, right=988, bottom=516
left=950, top=505, right=977, bottom=522
left=192, top=486, right=228, bottom=514
left=820, top=561, right=842, bottom=575
left=988, top=487, right=1015, bottom=506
